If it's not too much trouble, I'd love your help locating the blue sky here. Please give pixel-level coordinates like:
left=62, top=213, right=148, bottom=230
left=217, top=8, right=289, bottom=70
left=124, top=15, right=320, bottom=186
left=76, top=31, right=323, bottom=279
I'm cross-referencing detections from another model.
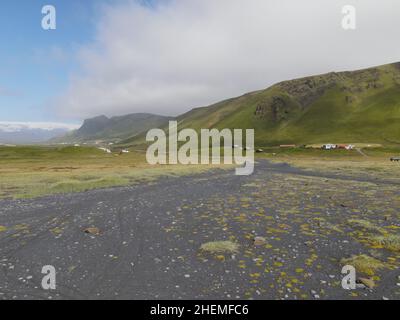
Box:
left=0, top=0, right=123, bottom=124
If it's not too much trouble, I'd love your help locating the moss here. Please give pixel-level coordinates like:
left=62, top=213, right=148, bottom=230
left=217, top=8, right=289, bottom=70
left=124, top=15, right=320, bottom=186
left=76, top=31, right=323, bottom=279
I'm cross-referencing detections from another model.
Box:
left=348, top=219, right=385, bottom=233
left=200, top=241, right=239, bottom=254
left=367, top=234, right=400, bottom=252
left=341, top=254, right=386, bottom=276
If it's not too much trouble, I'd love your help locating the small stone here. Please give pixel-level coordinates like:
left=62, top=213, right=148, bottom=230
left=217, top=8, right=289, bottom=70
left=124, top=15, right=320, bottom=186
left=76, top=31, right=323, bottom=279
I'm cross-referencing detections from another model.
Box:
left=84, top=227, right=100, bottom=235
left=154, top=258, right=162, bottom=264
left=358, top=278, right=375, bottom=289
left=253, top=236, right=267, bottom=246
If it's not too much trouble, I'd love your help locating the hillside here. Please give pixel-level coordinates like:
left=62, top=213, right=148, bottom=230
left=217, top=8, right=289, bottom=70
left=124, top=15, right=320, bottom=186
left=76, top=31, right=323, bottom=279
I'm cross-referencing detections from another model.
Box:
left=121, top=62, right=400, bottom=147
left=55, top=113, right=173, bottom=144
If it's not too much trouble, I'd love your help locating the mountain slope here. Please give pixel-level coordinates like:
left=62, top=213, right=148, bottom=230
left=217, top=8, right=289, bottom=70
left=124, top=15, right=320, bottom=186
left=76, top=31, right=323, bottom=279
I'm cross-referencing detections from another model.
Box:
left=56, top=113, right=173, bottom=143
left=122, top=61, right=400, bottom=147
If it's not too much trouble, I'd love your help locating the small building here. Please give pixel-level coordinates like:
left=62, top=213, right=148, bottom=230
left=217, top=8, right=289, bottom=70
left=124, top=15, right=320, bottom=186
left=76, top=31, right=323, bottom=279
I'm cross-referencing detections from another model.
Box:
left=321, top=144, right=336, bottom=150
left=98, top=147, right=112, bottom=153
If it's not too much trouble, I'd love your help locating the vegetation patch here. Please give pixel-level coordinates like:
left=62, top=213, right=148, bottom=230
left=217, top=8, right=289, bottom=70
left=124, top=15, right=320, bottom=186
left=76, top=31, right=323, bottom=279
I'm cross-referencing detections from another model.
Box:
left=341, top=254, right=386, bottom=276
left=200, top=241, right=239, bottom=254
left=348, top=219, right=385, bottom=234
left=50, top=177, right=130, bottom=194
left=366, top=234, right=400, bottom=252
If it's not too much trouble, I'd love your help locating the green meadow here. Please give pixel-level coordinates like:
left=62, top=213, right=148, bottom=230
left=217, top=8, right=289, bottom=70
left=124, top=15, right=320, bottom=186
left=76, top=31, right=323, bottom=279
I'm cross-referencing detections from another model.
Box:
left=1, top=144, right=399, bottom=200
left=0, top=146, right=227, bottom=199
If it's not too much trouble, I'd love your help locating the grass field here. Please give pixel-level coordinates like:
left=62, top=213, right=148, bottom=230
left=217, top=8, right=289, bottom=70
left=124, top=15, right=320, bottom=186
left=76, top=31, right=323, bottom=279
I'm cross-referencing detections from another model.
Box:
left=258, top=146, right=400, bottom=181
left=0, top=146, right=229, bottom=199
left=1, top=144, right=399, bottom=200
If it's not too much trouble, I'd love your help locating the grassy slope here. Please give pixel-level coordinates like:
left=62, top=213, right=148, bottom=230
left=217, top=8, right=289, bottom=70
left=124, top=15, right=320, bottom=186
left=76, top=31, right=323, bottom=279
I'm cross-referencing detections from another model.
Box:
left=121, top=62, right=400, bottom=147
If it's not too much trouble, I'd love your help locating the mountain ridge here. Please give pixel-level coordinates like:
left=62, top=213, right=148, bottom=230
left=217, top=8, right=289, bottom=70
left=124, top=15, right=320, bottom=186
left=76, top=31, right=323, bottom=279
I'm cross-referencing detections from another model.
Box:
left=55, top=113, right=173, bottom=143
left=57, top=61, right=400, bottom=147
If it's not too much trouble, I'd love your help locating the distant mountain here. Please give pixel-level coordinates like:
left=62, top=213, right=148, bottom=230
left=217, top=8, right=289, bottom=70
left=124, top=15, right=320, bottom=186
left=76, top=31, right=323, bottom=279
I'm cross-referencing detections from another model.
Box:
left=0, top=122, right=78, bottom=145
left=121, top=61, right=400, bottom=147
left=55, top=113, right=173, bottom=143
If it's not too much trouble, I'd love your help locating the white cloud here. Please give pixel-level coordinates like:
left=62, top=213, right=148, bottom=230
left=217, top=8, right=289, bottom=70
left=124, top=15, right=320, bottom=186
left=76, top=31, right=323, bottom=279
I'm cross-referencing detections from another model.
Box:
left=56, top=0, right=400, bottom=120
left=0, top=122, right=80, bottom=133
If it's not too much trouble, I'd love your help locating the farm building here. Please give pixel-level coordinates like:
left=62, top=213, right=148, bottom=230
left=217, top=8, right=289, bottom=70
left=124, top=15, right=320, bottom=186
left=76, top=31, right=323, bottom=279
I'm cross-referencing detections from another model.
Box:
left=322, top=144, right=354, bottom=150
left=321, top=144, right=336, bottom=150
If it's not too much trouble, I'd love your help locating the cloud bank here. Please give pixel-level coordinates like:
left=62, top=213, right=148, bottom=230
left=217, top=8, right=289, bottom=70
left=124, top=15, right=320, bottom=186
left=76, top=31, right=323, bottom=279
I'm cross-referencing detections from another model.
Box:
left=0, top=122, right=79, bottom=133
left=56, top=0, right=400, bottom=120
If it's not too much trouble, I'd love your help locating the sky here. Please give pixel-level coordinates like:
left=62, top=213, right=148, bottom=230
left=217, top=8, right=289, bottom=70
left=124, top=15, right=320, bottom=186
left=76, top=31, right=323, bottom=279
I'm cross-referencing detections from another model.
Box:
left=0, top=0, right=400, bottom=127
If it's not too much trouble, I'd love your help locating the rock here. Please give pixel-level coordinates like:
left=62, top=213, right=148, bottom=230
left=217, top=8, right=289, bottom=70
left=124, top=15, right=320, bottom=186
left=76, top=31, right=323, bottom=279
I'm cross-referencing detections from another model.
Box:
left=253, top=236, right=267, bottom=246
left=356, top=283, right=366, bottom=289
left=84, top=227, right=100, bottom=235
left=358, top=278, right=375, bottom=289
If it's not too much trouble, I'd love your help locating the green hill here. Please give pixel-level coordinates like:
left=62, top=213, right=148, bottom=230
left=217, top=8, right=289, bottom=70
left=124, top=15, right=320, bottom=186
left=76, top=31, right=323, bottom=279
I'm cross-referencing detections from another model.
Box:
left=121, top=62, right=400, bottom=147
